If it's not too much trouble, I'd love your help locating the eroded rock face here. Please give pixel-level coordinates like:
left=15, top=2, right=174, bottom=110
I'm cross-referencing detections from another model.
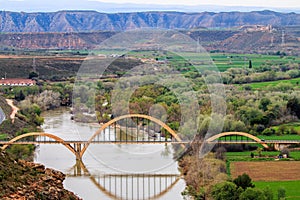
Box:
left=0, top=151, right=81, bottom=200
left=0, top=10, right=299, bottom=33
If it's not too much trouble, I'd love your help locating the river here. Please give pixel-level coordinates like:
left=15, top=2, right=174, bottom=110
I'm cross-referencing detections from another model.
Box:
left=34, top=108, right=186, bottom=200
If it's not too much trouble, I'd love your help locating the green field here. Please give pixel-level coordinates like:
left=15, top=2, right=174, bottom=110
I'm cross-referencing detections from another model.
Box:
left=226, top=151, right=300, bottom=161
left=257, top=134, right=300, bottom=140
left=226, top=151, right=279, bottom=161
left=216, top=134, right=300, bottom=141
left=165, top=52, right=300, bottom=72
left=254, top=181, right=300, bottom=200
left=210, top=53, right=300, bottom=71
left=245, top=77, right=300, bottom=89
left=86, top=51, right=300, bottom=72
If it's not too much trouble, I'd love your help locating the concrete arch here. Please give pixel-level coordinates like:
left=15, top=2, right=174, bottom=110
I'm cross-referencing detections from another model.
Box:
left=80, top=114, right=182, bottom=158
left=206, top=132, right=269, bottom=148
left=1, top=132, right=77, bottom=156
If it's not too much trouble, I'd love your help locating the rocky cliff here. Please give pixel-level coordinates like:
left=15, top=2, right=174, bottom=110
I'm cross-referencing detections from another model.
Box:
left=0, top=10, right=299, bottom=32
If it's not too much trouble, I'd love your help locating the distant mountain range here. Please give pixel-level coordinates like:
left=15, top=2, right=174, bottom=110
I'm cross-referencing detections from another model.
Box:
left=0, top=10, right=299, bottom=32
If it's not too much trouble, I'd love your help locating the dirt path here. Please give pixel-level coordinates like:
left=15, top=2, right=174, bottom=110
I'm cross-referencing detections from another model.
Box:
left=6, top=99, right=19, bottom=123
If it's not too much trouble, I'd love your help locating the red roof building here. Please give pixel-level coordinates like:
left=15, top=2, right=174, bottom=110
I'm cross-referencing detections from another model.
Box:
left=0, top=78, right=36, bottom=86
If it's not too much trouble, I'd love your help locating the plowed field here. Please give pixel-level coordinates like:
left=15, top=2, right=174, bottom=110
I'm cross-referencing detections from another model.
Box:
left=230, top=161, right=300, bottom=181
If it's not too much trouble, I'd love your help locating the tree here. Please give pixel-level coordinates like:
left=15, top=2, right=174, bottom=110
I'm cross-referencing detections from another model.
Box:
left=15, top=90, right=25, bottom=101
left=28, top=71, right=38, bottom=79
left=287, top=97, right=300, bottom=118
left=233, top=173, right=255, bottom=190
left=211, top=181, right=241, bottom=200
left=249, top=60, right=253, bottom=69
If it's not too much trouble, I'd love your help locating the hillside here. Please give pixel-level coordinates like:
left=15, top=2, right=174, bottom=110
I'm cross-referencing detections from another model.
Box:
left=0, top=150, right=81, bottom=199
left=0, top=27, right=299, bottom=56
left=0, top=10, right=299, bottom=32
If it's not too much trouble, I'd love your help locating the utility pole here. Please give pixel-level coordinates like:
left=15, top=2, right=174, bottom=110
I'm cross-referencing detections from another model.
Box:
left=32, top=57, right=36, bottom=73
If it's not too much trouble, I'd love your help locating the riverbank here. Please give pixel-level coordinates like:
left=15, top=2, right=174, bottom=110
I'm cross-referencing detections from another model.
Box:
left=0, top=150, right=81, bottom=200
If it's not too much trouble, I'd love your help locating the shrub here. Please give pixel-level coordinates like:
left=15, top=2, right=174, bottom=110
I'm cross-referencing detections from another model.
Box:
left=240, top=188, right=266, bottom=200
left=263, top=186, right=274, bottom=200
left=278, top=187, right=286, bottom=200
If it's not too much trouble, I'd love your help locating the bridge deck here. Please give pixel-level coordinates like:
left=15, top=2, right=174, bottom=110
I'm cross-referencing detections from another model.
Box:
left=1, top=140, right=299, bottom=145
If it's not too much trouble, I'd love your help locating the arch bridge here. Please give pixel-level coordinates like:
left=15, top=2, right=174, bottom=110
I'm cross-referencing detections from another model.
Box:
left=0, top=114, right=184, bottom=160
left=1, top=114, right=294, bottom=160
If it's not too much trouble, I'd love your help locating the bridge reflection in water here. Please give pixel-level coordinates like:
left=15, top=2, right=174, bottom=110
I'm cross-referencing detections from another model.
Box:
left=68, top=160, right=181, bottom=200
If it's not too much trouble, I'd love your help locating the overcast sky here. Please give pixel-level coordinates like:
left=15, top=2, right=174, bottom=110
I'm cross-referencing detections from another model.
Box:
left=1, top=0, right=299, bottom=12
left=91, top=0, right=299, bottom=8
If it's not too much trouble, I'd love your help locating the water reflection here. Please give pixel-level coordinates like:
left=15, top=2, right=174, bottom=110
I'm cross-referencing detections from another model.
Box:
left=36, top=108, right=185, bottom=199
left=67, top=160, right=181, bottom=200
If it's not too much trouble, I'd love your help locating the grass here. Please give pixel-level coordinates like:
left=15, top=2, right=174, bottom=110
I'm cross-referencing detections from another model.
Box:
left=98, top=51, right=300, bottom=73
left=226, top=151, right=300, bottom=160
left=210, top=53, right=300, bottom=72
left=254, top=180, right=300, bottom=200
left=245, top=77, right=300, bottom=89
left=290, top=151, right=300, bottom=160
left=257, top=135, right=300, bottom=140
left=226, top=151, right=279, bottom=158
left=226, top=151, right=278, bottom=163
left=215, top=134, right=300, bottom=142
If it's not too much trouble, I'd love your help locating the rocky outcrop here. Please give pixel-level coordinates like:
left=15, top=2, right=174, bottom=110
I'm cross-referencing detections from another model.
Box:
left=0, top=150, right=81, bottom=200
